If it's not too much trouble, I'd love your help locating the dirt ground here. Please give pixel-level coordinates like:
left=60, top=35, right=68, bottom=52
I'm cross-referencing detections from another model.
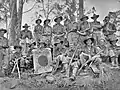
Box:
left=0, top=63, right=120, bottom=90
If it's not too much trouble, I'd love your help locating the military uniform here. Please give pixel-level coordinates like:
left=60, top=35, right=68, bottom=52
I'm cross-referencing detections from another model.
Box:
left=90, top=14, right=102, bottom=45
left=53, top=23, right=65, bottom=43
left=108, top=45, right=119, bottom=67
left=20, top=29, right=33, bottom=40
left=53, top=23, right=65, bottom=39
left=103, top=22, right=116, bottom=36
left=43, top=25, right=52, bottom=43
left=98, top=41, right=109, bottom=62
left=64, top=19, right=72, bottom=33
left=0, top=29, right=8, bottom=72
left=10, top=50, right=24, bottom=71
left=20, top=24, right=33, bottom=55
left=79, top=37, right=102, bottom=75
left=91, top=21, right=102, bottom=45
left=56, top=53, right=70, bottom=76
left=80, top=45, right=101, bottom=64
left=67, top=31, right=79, bottom=46
left=34, top=24, right=44, bottom=42
left=78, top=17, right=91, bottom=45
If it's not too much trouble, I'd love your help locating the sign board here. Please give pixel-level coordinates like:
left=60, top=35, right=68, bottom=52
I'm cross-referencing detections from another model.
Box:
left=33, top=48, right=53, bottom=74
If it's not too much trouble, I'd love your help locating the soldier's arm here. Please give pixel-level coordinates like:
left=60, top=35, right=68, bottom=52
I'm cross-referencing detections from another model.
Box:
left=77, top=23, right=82, bottom=32
left=113, top=24, right=117, bottom=31
left=29, top=31, right=33, bottom=39
left=4, top=37, right=9, bottom=47
left=52, top=25, right=56, bottom=34
left=62, top=25, right=66, bottom=34
left=50, top=27, right=53, bottom=36
left=92, top=22, right=100, bottom=27
left=42, top=26, right=44, bottom=34
left=34, top=26, right=37, bottom=33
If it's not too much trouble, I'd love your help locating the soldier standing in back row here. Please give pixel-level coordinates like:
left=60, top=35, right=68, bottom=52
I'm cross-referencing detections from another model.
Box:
left=43, top=19, right=52, bottom=45
left=53, top=16, right=65, bottom=43
left=34, top=19, right=43, bottom=44
left=20, top=24, right=33, bottom=55
left=77, top=15, right=91, bottom=45
left=20, top=23, right=33, bottom=40
left=90, top=14, right=102, bottom=45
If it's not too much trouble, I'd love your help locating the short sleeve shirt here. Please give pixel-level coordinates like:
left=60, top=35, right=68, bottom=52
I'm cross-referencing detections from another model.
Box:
left=53, top=24, right=64, bottom=35
left=43, top=25, right=52, bottom=35
left=34, top=25, right=43, bottom=35
left=20, top=30, right=33, bottom=39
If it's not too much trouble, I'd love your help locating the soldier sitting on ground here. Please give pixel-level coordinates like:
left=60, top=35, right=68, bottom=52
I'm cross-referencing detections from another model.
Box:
left=54, top=49, right=70, bottom=77
left=69, top=54, right=81, bottom=81
left=107, top=35, right=119, bottom=68
left=27, top=41, right=37, bottom=69
left=9, top=45, right=23, bottom=72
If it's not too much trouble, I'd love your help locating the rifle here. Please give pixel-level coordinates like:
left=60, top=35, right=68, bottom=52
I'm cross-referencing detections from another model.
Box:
left=77, top=50, right=103, bottom=76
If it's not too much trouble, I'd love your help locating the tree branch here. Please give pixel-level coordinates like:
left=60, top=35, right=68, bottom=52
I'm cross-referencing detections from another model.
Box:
left=46, top=0, right=50, bottom=19
left=47, top=7, right=54, bottom=18
left=41, top=0, right=47, bottom=18
left=2, top=4, right=9, bottom=12
left=23, top=2, right=37, bottom=14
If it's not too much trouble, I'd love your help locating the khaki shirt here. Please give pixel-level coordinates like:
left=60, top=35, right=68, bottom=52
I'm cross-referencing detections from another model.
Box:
left=11, top=51, right=22, bottom=60
left=53, top=24, right=64, bottom=35
left=34, top=25, right=43, bottom=35
left=67, top=31, right=79, bottom=46
left=104, top=22, right=116, bottom=35
left=82, top=46, right=100, bottom=56
left=43, top=25, right=52, bottom=35
left=91, top=21, right=101, bottom=32
left=20, top=30, right=33, bottom=39
left=79, top=22, right=91, bottom=32
left=108, top=45, right=119, bottom=57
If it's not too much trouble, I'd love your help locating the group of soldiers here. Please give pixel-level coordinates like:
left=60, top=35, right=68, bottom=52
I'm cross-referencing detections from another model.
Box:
left=0, top=12, right=120, bottom=81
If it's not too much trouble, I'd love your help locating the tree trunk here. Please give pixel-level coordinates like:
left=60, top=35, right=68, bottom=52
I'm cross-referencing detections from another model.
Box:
left=16, top=0, right=24, bottom=45
left=9, top=0, right=17, bottom=46
left=79, top=0, right=83, bottom=20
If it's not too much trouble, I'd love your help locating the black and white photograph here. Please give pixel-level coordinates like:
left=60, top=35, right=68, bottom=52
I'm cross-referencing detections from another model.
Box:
left=0, top=0, right=120, bottom=90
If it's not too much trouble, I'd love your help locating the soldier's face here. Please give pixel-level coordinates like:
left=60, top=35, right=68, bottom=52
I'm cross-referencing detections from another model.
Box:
left=105, top=18, right=110, bottom=22
left=37, top=21, right=41, bottom=24
left=109, top=18, right=114, bottom=23
left=73, top=23, right=77, bottom=28
left=100, top=40, right=105, bottom=45
left=93, top=18, right=97, bottom=21
left=83, top=18, right=87, bottom=22
left=86, top=39, right=92, bottom=46
left=111, top=41, right=117, bottom=45
left=56, top=18, right=61, bottom=23
left=25, top=27, right=28, bottom=30
left=16, top=48, right=21, bottom=52
left=45, top=21, right=49, bottom=25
